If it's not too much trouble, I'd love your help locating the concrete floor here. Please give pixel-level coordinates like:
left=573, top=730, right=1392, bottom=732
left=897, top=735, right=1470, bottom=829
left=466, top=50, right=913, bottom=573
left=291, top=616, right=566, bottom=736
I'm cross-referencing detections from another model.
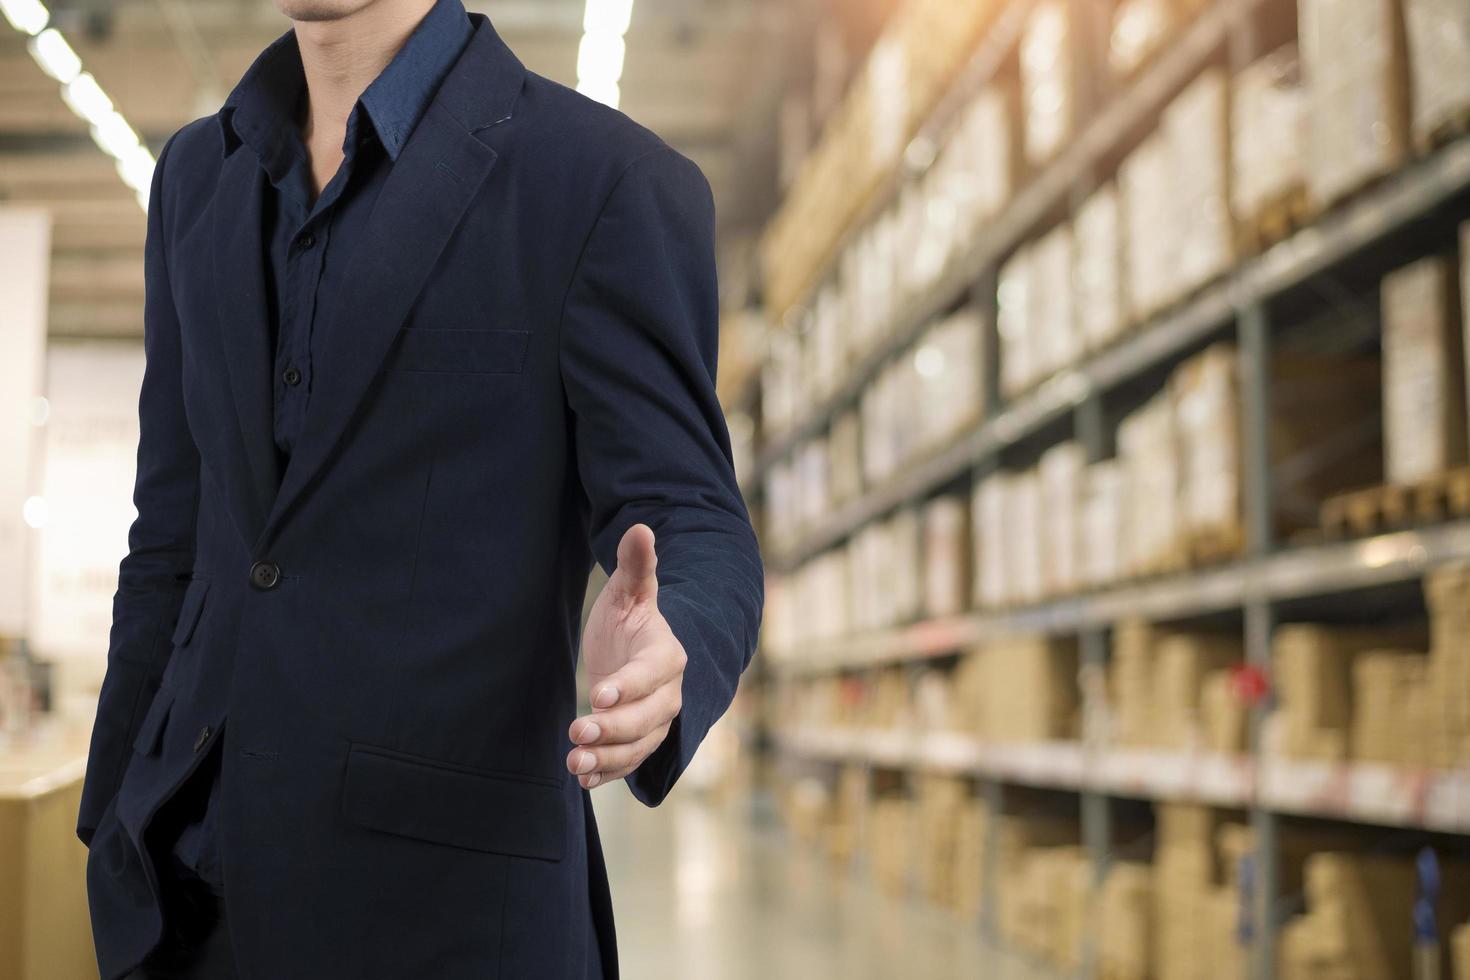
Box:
left=593, top=788, right=1011, bottom=980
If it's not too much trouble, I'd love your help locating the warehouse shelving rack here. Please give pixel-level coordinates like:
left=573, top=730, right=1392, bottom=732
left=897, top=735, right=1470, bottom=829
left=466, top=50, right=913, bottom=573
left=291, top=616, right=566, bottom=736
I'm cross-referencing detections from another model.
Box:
left=744, top=0, right=1470, bottom=977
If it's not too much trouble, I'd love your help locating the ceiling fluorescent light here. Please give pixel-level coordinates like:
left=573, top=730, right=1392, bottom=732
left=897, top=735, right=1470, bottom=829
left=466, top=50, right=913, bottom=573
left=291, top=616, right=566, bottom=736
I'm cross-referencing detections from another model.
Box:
left=583, top=0, right=633, bottom=37
left=61, top=71, right=113, bottom=126
left=29, top=26, right=81, bottom=82
left=0, top=0, right=47, bottom=35
left=577, top=32, right=625, bottom=87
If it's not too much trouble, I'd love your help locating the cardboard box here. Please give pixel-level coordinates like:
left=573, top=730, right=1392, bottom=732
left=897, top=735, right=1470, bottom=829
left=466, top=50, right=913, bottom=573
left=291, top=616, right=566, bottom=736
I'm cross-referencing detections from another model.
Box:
left=1074, top=183, right=1128, bottom=350
left=1039, top=442, right=1086, bottom=597
left=1030, top=222, right=1080, bottom=380
left=1299, top=0, right=1411, bottom=207
left=922, top=494, right=971, bottom=619
left=978, top=634, right=1080, bottom=741
left=1165, top=66, right=1235, bottom=297
left=1232, top=44, right=1309, bottom=222
left=1381, top=255, right=1468, bottom=484
left=1350, top=649, right=1431, bottom=765
left=1154, top=633, right=1242, bottom=750
left=1273, top=623, right=1427, bottom=761
left=1098, top=862, right=1154, bottom=980
left=1020, top=0, right=1075, bottom=166
left=1427, top=564, right=1470, bottom=768
left=997, top=245, right=1035, bottom=399
left=1404, top=0, right=1470, bottom=150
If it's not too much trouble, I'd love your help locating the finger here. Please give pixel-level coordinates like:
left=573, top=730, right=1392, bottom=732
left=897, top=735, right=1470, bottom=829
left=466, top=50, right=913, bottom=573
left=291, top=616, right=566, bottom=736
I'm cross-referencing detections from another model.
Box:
left=569, top=683, right=680, bottom=746
left=609, top=523, right=658, bottom=604
left=573, top=729, right=668, bottom=787
left=590, top=637, right=685, bottom=709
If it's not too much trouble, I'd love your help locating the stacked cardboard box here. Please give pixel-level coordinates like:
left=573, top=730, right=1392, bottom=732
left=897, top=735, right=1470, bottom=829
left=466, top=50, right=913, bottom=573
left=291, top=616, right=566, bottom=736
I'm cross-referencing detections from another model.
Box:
left=1011, top=845, right=1093, bottom=973
left=1349, top=650, right=1432, bottom=765
left=1455, top=921, right=1470, bottom=980
left=1381, top=256, right=1468, bottom=485
left=1082, top=459, right=1128, bottom=587
left=916, top=775, right=971, bottom=908
left=1031, top=223, right=1081, bottom=384
left=828, top=410, right=863, bottom=507
left=921, top=494, right=970, bottom=619
left=1278, top=853, right=1418, bottom=980
left=1165, top=67, right=1235, bottom=297
left=1154, top=803, right=1236, bottom=980
left=1201, top=668, right=1250, bottom=754
left=827, top=765, right=869, bottom=863
left=991, top=809, right=1084, bottom=965
left=971, top=635, right=1081, bottom=742
left=869, top=794, right=915, bottom=897
left=913, top=309, right=987, bottom=454
left=1403, top=0, right=1470, bottom=150
left=1232, top=45, right=1308, bottom=232
left=1298, top=0, right=1411, bottom=209
left=1109, top=0, right=1174, bottom=77
left=1020, top=0, right=1075, bottom=167
left=1040, top=442, right=1087, bottom=596
left=1119, top=388, right=1185, bottom=575
left=939, top=81, right=1019, bottom=248
left=1427, top=564, right=1470, bottom=768
left=1074, top=183, right=1128, bottom=351
left=952, top=796, right=986, bottom=919
left=972, top=471, right=1010, bottom=609
left=1121, top=133, right=1176, bottom=320
left=1272, top=624, right=1426, bottom=761
left=1097, top=862, right=1154, bottom=980
left=997, top=245, right=1036, bottom=400
left=1171, top=343, right=1243, bottom=556
left=1111, top=619, right=1169, bottom=747
left=1121, top=67, right=1234, bottom=321
left=1154, top=632, right=1242, bottom=750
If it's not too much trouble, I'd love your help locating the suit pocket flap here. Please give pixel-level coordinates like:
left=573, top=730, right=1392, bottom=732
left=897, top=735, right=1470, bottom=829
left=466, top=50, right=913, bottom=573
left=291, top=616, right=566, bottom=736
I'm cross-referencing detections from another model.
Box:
left=391, top=328, right=529, bottom=374
left=132, top=686, right=176, bottom=756
left=171, top=578, right=210, bottom=647
left=341, top=743, right=565, bottom=862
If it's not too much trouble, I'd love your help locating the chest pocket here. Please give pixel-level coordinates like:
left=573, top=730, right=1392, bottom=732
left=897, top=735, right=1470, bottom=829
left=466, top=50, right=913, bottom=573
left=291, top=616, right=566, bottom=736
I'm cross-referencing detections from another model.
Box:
left=389, top=328, right=530, bottom=375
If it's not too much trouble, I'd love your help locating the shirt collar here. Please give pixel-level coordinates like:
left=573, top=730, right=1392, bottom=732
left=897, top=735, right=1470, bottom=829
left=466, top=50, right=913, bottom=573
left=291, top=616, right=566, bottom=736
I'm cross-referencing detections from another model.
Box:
left=216, top=0, right=473, bottom=167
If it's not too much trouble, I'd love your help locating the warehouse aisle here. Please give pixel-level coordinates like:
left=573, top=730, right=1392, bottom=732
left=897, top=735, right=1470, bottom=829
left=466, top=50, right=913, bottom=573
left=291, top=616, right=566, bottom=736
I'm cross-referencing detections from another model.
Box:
left=594, top=789, right=1005, bottom=980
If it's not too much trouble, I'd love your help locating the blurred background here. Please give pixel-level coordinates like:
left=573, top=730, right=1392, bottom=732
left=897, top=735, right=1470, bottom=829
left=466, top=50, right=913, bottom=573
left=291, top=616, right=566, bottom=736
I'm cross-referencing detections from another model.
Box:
left=3, top=0, right=1470, bottom=977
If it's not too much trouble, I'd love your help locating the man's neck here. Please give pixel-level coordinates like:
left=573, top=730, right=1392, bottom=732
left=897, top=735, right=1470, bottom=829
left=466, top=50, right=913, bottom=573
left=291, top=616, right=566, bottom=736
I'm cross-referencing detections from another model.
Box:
left=292, top=0, right=436, bottom=148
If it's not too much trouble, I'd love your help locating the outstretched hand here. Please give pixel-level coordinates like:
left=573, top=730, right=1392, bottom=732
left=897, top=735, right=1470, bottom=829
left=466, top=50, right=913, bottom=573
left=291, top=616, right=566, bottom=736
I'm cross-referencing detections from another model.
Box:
left=567, top=523, right=686, bottom=788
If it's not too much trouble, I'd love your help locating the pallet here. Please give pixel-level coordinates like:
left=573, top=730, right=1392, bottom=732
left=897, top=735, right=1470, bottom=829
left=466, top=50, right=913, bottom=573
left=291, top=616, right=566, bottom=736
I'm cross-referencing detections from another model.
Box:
left=1235, top=185, right=1316, bottom=255
left=1319, top=468, right=1470, bottom=539
left=1415, top=107, right=1470, bottom=157
left=1185, top=524, right=1246, bottom=566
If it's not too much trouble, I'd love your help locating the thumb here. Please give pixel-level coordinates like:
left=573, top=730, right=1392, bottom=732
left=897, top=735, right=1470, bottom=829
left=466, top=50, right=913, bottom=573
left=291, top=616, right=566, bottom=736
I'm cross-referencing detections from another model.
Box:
left=612, top=522, right=658, bottom=602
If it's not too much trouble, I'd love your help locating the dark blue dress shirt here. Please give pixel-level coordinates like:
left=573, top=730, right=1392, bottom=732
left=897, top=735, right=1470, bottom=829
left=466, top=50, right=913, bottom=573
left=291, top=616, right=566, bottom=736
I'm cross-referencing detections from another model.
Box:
left=162, top=0, right=473, bottom=887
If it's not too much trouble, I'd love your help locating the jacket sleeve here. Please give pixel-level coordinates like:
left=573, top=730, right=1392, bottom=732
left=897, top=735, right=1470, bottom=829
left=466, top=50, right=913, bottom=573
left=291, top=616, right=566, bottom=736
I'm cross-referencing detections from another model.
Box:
left=76, top=129, right=201, bottom=847
left=558, top=143, right=764, bottom=808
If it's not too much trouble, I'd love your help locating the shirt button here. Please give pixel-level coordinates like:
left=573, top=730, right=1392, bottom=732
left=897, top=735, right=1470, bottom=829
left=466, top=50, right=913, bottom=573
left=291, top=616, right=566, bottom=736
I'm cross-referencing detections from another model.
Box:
left=194, top=726, right=212, bottom=752
left=296, top=231, right=316, bottom=250
left=249, top=560, right=282, bottom=591
left=283, top=366, right=302, bottom=386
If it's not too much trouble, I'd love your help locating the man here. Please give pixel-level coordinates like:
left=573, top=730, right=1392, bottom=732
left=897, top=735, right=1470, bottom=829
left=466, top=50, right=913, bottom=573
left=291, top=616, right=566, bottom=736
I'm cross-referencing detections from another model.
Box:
left=74, top=0, right=764, bottom=976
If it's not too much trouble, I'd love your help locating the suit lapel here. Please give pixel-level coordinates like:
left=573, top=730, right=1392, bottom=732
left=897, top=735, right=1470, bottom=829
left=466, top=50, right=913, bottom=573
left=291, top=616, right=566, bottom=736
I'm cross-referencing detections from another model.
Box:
left=212, top=147, right=282, bottom=547
left=206, top=12, right=524, bottom=553
left=257, top=98, right=501, bottom=544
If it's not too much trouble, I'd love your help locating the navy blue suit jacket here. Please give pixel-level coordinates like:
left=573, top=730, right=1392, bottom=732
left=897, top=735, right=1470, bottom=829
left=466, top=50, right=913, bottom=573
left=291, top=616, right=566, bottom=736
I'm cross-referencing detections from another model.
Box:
left=75, top=13, right=764, bottom=980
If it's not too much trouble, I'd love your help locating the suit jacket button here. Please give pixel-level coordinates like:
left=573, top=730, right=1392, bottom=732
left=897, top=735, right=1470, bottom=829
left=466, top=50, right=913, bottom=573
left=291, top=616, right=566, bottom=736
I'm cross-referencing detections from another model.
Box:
left=249, top=560, right=281, bottom=590
left=194, top=726, right=211, bottom=752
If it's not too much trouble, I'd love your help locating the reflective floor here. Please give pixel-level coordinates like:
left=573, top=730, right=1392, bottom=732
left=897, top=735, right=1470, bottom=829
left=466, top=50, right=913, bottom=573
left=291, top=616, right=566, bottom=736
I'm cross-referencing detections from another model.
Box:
left=593, top=788, right=1006, bottom=980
